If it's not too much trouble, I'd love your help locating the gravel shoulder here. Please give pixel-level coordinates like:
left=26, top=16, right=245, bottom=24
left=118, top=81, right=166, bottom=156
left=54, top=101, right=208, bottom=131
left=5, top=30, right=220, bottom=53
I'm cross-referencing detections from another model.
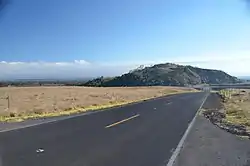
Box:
left=173, top=93, right=250, bottom=166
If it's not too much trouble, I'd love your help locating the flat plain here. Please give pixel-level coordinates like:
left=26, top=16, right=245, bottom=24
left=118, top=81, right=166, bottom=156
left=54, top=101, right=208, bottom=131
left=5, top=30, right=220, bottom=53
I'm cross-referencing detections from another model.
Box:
left=0, top=86, right=196, bottom=121
left=221, top=89, right=250, bottom=131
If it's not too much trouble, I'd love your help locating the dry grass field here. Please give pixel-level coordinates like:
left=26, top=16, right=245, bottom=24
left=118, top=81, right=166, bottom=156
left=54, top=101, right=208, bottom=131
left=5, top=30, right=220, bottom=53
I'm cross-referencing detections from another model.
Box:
left=0, top=86, right=196, bottom=122
left=220, top=89, right=250, bottom=131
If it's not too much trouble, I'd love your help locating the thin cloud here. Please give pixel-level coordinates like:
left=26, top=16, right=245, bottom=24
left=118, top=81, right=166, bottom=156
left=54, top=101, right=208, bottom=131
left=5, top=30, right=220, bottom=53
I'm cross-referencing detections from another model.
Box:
left=1, top=53, right=250, bottom=80
left=0, top=60, right=139, bottom=80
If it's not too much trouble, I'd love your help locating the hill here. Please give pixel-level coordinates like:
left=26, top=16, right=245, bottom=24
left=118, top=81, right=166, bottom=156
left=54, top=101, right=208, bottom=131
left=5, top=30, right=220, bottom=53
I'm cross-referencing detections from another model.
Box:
left=84, top=63, right=241, bottom=87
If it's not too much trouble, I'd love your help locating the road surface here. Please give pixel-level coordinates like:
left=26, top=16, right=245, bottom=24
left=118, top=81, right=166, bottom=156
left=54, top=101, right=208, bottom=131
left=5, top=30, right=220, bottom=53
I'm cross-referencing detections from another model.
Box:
left=0, top=92, right=208, bottom=166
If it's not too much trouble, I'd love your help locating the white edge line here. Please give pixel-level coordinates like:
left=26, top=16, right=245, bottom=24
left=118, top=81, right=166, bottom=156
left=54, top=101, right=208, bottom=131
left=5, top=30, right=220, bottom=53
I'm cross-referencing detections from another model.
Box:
left=166, top=92, right=209, bottom=166
left=0, top=92, right=198, bottom=133
left=0, top=110, right=99, bottom=134
left=0, top=111, right=94, bottom=133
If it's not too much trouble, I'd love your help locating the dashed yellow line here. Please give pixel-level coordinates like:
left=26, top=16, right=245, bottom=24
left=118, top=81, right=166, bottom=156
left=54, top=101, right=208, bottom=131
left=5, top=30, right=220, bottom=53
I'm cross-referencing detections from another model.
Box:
left=105, top=114, right=140, bottom=128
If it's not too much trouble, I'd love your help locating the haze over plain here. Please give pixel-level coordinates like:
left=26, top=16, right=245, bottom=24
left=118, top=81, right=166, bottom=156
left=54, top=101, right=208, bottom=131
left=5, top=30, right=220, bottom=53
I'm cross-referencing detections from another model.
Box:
left=1, top=0, right=250, bottom=79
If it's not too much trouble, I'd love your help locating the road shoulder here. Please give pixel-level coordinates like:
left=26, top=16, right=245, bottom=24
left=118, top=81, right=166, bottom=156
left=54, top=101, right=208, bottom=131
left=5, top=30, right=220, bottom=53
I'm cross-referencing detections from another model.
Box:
left=173, top=93, right=250, bottom=166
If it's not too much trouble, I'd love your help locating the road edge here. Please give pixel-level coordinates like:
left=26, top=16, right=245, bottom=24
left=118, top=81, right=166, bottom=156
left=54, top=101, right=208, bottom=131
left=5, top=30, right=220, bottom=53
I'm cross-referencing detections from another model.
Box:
left=0, top=92, right=200, bottom=133
left=166, top=92, right=209, bottom=166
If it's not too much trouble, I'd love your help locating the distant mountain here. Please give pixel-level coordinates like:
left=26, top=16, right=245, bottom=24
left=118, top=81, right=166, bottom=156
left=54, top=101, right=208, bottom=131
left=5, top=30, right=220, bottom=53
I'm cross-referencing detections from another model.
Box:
left=84, top=63, right=241, bottom=87
left=0, top=78, right=93, bottom=87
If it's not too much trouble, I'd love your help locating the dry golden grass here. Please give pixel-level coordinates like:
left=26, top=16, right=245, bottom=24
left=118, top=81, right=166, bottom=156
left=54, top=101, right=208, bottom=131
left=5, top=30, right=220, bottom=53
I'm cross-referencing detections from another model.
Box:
left=221, top=89, right=250, bottom=131
left=0, top=86, right=196, bottom=122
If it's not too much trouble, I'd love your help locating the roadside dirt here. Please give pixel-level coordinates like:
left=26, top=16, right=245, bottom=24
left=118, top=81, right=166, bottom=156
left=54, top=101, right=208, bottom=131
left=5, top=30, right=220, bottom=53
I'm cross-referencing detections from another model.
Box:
left=202, top=92, right=250, bottom=139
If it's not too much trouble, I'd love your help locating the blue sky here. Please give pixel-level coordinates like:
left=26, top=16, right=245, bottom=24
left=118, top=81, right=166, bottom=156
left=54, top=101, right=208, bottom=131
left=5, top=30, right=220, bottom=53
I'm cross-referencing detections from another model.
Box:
left=0, top=0, right=250, bottom=79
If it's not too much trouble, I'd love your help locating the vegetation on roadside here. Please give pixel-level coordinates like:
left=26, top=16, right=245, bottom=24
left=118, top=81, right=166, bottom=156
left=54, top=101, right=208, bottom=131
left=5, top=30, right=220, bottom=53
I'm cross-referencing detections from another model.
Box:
left=219, top=89, right=250, bottom=131
left=201, top=89, right=250, bottom=138
left=218, top=89, right=233, bottom=102
left=0, top=86, right=197, bottom=122
left=0, top=100, right=137, bottom=122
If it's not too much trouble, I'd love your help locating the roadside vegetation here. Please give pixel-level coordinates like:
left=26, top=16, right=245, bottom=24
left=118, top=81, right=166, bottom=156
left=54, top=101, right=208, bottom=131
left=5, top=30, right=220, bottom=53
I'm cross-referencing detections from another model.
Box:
left=0, top=86, right=197, bottom=122
left=202, top=89, right=250, bottom=138
left=219, top=89, right=250, bottom=131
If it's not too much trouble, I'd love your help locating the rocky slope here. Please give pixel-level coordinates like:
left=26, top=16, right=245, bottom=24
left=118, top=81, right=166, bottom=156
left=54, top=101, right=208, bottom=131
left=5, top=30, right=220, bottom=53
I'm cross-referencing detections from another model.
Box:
left=84, top=63, right=240, bottom=87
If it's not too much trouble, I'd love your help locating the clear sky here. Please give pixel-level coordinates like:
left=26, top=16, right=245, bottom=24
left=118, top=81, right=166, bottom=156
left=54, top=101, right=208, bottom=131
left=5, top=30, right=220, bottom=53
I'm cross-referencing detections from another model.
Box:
left=1, top=0, right=250, bottom=79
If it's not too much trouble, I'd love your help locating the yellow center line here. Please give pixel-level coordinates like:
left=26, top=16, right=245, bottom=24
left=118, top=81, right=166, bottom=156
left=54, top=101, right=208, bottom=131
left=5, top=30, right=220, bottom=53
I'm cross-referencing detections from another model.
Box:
left=105, top=114, right=140, bottom=128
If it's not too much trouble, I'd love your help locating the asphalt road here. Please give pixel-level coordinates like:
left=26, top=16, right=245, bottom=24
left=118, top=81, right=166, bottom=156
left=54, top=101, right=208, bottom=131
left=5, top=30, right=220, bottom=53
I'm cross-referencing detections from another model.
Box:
left=0, top=92, right=208, bottom=166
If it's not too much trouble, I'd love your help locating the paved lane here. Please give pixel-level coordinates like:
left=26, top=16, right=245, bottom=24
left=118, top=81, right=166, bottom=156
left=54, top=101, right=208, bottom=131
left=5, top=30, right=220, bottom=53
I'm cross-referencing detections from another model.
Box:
left=0, top=92, right=207, bottom=166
